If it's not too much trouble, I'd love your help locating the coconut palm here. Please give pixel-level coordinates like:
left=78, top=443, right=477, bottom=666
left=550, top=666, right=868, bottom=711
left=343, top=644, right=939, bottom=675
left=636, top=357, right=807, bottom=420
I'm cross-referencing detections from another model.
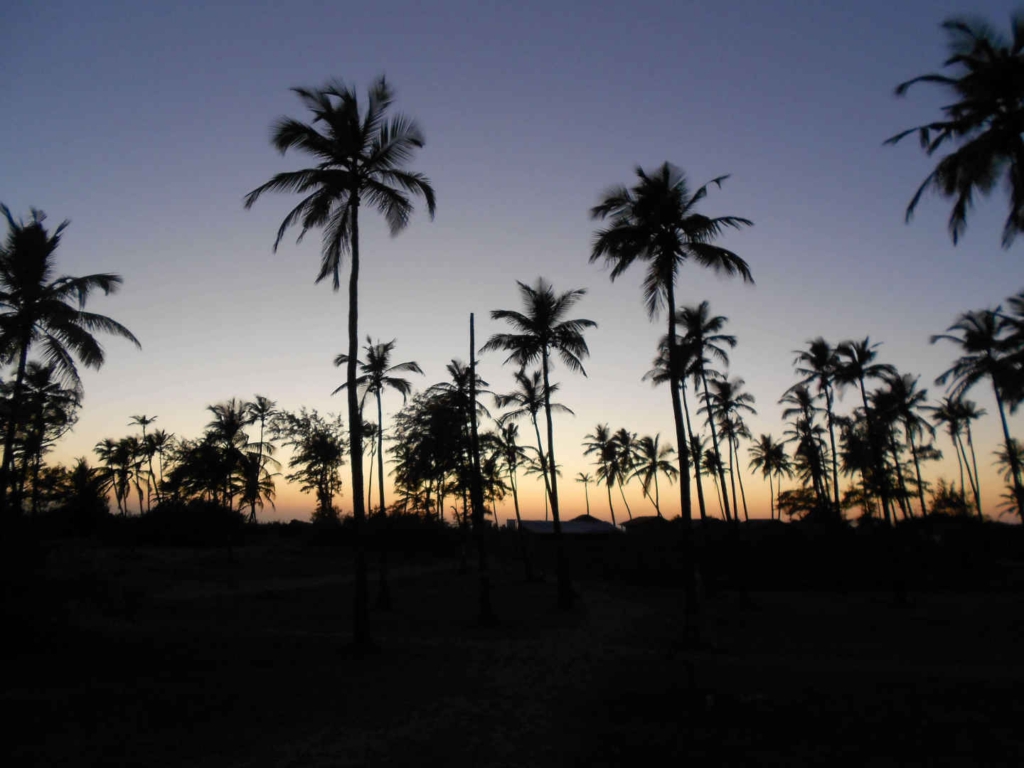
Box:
left=483, top=278, right=594, bottom=609
left=590, top=163, right=752, bottom=526
left=575, top=471, right=593, bottom=517
left=611, top=428, right=640, bottom=521
left=880, top=373, right=935, bottom=516
left=932, top=309, right=1024, bottom=520
left=128, top=415, right=157, bottom=511
left=244, top=395, right=277, bottom=522
left=244, top=77, right=435, bottom=648
left=748, top=434, right=792, bottom=520
left=885, top=12, right=1024, bottom=247
left=703, top=377, right=756, bottom=521
left=835, top=338, right=897, bottom=522
left=631, top=434, right=678, bottom=518
left=0, top=205, right=140, bottom=515
left=583, top=424, right=621, bottom=526
left=793, top=338, right=842, bottom=517
left=924, top=395, right=972, bottom=510
left=679, top=302, right=737, bottom=521
left=334, top=337, right=423, bottom=517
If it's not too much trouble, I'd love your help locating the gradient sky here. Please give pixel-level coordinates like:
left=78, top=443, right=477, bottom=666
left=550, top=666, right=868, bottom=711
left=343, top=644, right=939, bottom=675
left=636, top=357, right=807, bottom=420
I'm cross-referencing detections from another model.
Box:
left=2, top=0, right=1022, bottom=522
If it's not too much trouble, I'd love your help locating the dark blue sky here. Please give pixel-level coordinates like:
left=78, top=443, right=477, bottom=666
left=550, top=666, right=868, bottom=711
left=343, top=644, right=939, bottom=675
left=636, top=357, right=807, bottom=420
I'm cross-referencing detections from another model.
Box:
left=2, top=0, right=1020, bottom=518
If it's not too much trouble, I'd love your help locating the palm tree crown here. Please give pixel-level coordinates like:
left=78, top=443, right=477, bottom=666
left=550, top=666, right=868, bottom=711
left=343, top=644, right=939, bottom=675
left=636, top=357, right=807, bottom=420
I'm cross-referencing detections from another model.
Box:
left=886, top=12, right=1024, bottom=246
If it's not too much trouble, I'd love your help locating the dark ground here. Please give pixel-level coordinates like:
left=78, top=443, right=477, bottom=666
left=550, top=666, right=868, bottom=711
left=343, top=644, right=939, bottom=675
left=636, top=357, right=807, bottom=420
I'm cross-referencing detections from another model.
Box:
left=3, top=523, right=1023, bottom=766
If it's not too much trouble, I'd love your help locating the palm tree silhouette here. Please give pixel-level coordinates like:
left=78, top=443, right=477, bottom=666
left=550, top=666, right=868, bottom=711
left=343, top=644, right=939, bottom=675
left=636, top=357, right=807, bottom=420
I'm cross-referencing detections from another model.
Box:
left=886, top=12, right=1024, bottom=247
left=244, top=395, right=277, bottom=523
left=793, top=338, right=842, bottom=517
left=932, top=309, right=1023, bottom=520
left=632, top=434, right=678, bottom=518
left=334, top=337, right=423, bottom=517
left=879, top=373, right=935, bottom=516
left=611, top=428, right=639, bottom=521
left=679, top=302, right=737, bottom=522
left=780, top=386, right=830, bottom=513
left=484, top=278, right=594, bottom=609
left=583, top=423, right=620, bottom=526
left=244, top=77, right=435, bottom=649
left=835, top=338, right=897, bottom=523
left=704, top=378, right=756, bottom=521
left=0, top=205, right=140, bottom=515
left=748, top=434, right=792, bottom=520
left=575, top=471, right=593, bottom=517
left=590, top=163, right=752, bottom=526
left=128, top=415, right=157, bottom=512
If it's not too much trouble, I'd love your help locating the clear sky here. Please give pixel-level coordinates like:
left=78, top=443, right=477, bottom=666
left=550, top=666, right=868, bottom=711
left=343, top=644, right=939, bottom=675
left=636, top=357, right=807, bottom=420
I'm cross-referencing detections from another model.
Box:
left=2, top=0, right=1022, bottom=522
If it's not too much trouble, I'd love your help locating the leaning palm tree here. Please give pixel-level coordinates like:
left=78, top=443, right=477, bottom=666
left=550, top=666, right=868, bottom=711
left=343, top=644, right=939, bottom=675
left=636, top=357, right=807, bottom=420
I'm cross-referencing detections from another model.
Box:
left=704, top=377, right=757, bottom=521
left=924, top=395, right=972, bottom=511
left=483, top=278, right=595, bottom=609
left=334, top=337, right=423, bottom=516
left=932, top=308, right=1024, bottom=520
left=611, top=428, right=640, bottom=521
left=589, top=163, right=752, bottom=527
left=244, top=395, right=277, bottom=522
left=748, top=434, right=792, bottom=521
left=632, top=434, right=679, bottom=518
left=244, top=77, right=435, bottom=649
left=886, top=12, right=1024, bottom=247
left=0, top=205, right=140, bottom=515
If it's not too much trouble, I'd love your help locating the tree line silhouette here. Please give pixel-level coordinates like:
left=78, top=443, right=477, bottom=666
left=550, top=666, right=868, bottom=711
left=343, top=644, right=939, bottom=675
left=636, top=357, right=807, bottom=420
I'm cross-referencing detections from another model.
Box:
left=2, top=12, right=1023, bottom=650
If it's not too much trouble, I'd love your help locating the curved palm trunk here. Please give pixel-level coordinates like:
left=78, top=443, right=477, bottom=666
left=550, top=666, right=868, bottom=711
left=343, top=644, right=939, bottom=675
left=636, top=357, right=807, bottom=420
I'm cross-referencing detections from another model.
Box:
left=768, top=473, right=776, bottom=521
left=374, top=391, right=392, bottom=611
left=951, top=430, right=969, bottom=508
left=823, top=385, right=842, bottom=519
left=964, top=421, right=983, bottom=518
left=347, top=202, right=370, bottom=650
left=700, top=367, right=732, bottom=523
left=734, top=440, right=750, bottom=521
left=992, top=384, right=1024, bottom=521
left=617, top=481, right=633, bottom=521
left=541, top=349, right=572, bottom=610
left=904, top=421, right=927, bottom=517
left=583, top=481, right=590, bottom=516
left=680, top=382, right=707, bottom=522
left=605, top=482, right=617, bottom=526
left=726, top=440, right=740, bottom=522
left=653, top=471, right=662, bottom=518
left=886, top=428, right=911, bottom=519
left=530, top=413, right=552, bottom=513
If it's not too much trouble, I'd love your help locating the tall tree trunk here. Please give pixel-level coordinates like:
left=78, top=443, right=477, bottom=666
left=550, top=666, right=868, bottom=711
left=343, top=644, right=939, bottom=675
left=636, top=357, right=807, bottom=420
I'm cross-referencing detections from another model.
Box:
left=904, top=421, right=927, bottom=517
left=700, top=368, right=731, bottom=522
left=617, top=481, right=633, bottom=521
left=542, top=348, right=572, bottom=610
left=583, top=481, right=590, bottom=516
left=858, top=379, right=893, bottom=525
left=768, top=474, right=775, bottom=520
left=824, top=384, right=842, bottom=519
left=374, top=392, right=392, bottom=610
left=887, top=429, right=911, bottom=519
left=680, top=382, right=707, bottom=522
left=653, top=470, right=661, bottom=518
left=468, top=314, right=495, bottom=623
left=964, top=421, right=983, bottom=518
left=734, top=440, right=750, bottom=522
left=605, top=483, right=617, bottom=526
left=347, top=200, right=369, bottom=650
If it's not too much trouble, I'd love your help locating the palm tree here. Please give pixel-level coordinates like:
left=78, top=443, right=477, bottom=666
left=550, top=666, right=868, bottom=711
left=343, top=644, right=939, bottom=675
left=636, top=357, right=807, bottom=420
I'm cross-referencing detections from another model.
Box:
left=484, top=278, right=594, bottom=609
left=632, top=434, right=678, bottom=518
left=611, top=428, right=639, bottom=521
left=128, top=415, right=157, bottom=512
left=244, top=77, right=435, bottom=649
left=680, top=302, right=737, bottom=522
left=932, top=309, right=1024, bottom=520
left=0, top=205, right=140, bottom=515
left=575, top=471, right=593, bottom=517
left=334, top=337, right=423, bottom=517
left=835, top=338, right=897, bottom=523
left=244, top=395, right=277, bottom=522
left=644, top=338, right=710, bottom=521
left=748, top=434, right=792, bottom=520
left=793, top=338, right=842, bottom=517
left=704, top=377, right=756, bottom=521
left=494, top=368, right=574, bottom=509
left=880, top=373, right=935, bottom=516
left=925, top=396, right=971, bottom=510
left=958, top=398, right=987, bottom=517
left=583, top=424, right=621, bottom=526
left=589, top=163, right=752, bottom=527
left=885, top=12, right=1024, bottom=247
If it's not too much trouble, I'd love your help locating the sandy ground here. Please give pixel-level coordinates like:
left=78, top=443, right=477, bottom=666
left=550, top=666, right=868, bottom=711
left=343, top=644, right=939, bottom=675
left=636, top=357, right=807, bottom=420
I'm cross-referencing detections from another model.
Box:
left=4, top=537, right=1023, bottom=766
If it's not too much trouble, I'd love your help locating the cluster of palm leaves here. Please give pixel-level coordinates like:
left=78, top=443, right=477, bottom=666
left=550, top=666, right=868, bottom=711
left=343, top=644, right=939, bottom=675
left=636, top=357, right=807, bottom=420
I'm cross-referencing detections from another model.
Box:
left=581, top=425, right=678, bottom=523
